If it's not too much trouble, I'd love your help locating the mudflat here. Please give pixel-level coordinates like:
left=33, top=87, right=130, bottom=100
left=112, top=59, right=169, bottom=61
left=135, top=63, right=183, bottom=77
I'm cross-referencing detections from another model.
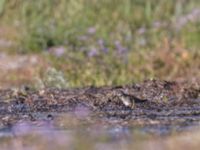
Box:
left=0, top=79, right=199, bottom=132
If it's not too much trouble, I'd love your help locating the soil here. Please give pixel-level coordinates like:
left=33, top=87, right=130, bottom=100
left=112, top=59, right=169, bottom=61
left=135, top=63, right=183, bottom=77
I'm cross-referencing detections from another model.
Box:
left=0, top=79, right=199, bottom=133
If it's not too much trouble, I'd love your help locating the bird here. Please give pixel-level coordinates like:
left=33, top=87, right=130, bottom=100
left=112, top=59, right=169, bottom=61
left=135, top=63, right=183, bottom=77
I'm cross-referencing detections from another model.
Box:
left=116, top=91, right=148, bottom=109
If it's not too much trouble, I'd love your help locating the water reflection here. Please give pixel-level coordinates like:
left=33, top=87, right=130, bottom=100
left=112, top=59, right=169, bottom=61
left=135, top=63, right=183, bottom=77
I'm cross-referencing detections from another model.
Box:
left=0, top=111, right=199, bottom=150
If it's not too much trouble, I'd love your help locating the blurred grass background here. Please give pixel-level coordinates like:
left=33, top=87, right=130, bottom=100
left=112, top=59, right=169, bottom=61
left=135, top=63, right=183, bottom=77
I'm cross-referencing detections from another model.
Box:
left=0, top=0, right=199, bottom=87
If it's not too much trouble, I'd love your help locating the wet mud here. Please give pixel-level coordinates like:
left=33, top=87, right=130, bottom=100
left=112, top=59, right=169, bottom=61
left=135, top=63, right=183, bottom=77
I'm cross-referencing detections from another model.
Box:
left=0, top=79, right=200, bottom=134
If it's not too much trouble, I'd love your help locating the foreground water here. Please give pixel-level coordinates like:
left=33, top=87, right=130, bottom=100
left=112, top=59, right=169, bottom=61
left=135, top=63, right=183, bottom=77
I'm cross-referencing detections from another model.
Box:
left=0, top=112, right=200, bottom=150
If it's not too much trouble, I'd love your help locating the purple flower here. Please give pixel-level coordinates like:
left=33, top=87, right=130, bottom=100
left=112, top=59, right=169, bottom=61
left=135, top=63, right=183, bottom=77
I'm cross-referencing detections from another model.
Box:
left=114, top=40, right=128, bottom=54
left=137, top=27, right=146, bottom=35
left=48, top=46, right=66, bottom=57
left=98, top=39, right=104, bottom=47
left=175, top=8, right=200, bottom=30
left=88, top=47, right=98, bottom=57
left=187, top=9, right=200, bottom=22
left=98, top=39, right=108, bottom=53
left=87, top=27, right=96, bottom=34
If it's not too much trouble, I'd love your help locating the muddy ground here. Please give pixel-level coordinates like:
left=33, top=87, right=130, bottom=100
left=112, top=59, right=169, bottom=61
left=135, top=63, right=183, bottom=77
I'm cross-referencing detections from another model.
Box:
left=0, top=79, right=199, bottom=133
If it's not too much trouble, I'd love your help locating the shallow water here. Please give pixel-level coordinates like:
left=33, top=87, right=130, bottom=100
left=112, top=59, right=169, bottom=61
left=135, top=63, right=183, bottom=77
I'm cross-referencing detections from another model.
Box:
left=0, top=110, right=200, bottom=150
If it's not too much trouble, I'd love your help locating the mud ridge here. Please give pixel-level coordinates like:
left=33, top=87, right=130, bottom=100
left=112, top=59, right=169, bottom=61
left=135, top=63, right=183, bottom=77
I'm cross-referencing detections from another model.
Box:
left=0, top=79, right=199, bottom=128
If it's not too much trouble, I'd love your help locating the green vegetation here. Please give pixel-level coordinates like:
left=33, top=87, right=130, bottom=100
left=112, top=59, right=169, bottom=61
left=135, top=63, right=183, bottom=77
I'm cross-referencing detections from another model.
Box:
left=0, top=0, right=199, bottom=87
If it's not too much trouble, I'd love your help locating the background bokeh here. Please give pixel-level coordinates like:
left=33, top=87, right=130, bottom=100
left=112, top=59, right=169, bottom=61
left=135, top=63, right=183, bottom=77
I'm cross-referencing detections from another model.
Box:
left=0, top=0, right=199, bottom=88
